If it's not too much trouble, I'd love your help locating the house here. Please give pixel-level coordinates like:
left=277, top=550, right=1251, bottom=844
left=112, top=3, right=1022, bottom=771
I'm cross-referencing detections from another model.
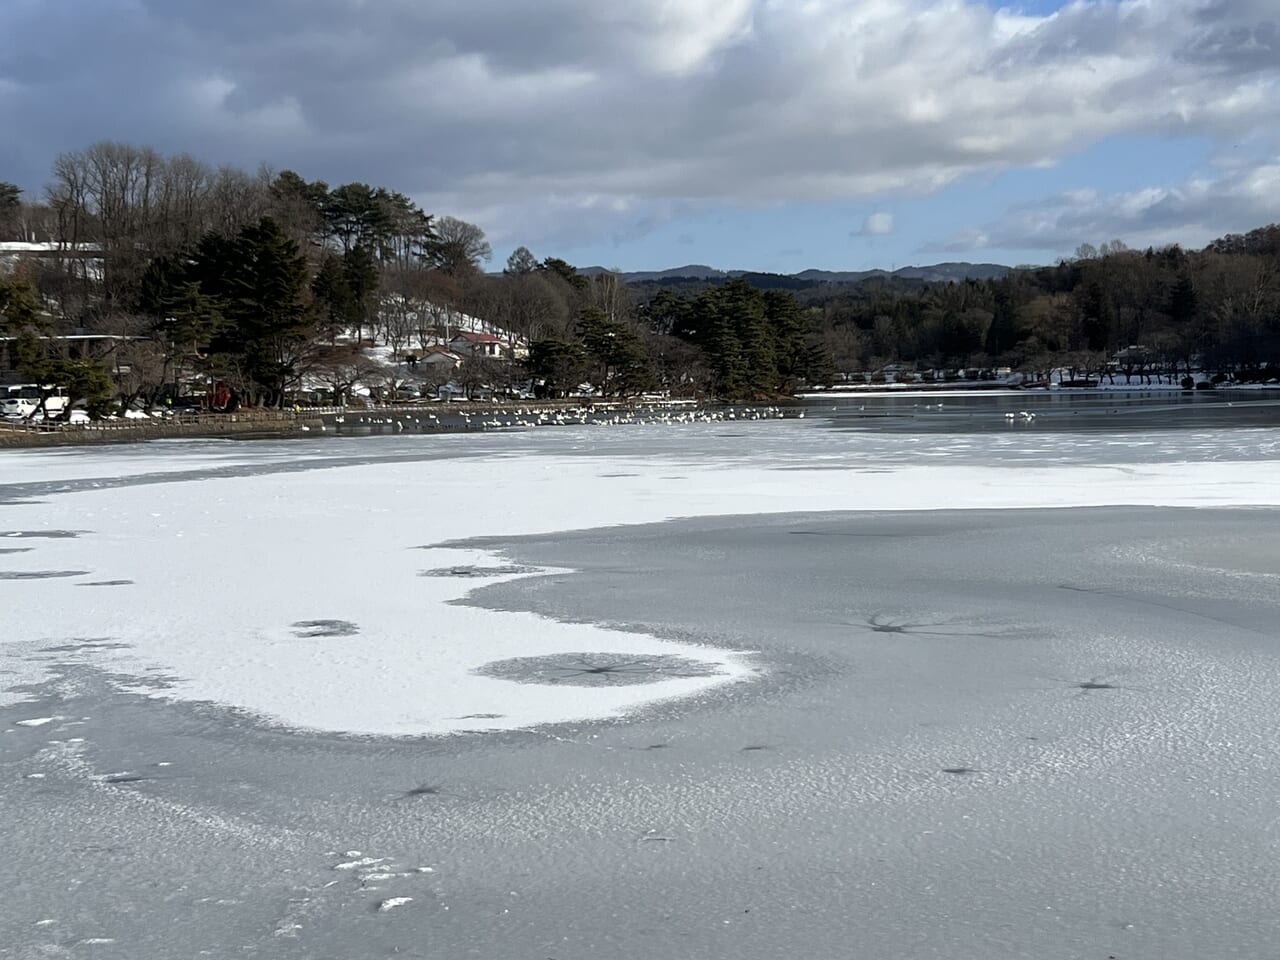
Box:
left=447, top=331, right=506, bottom=359
left=0, top=241, right=104, bottom=282
left=416, top=346, right=463, bottom=372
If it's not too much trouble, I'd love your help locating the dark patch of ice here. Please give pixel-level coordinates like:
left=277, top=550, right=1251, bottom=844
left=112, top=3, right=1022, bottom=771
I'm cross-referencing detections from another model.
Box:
left=76, top=580, right=135, bottom=587
left=291, top=619, right=359, bottom=638
left=0, top=530, right=86, bottom=538
left=418, top=565, right=537, bottom=578
left=0, top=570, right=92, bottom=580
left=401, top=785, right=448, bottom=798
left=41, top=638, right=127, bottom=653
left=475, top=652, right=725, bottom=687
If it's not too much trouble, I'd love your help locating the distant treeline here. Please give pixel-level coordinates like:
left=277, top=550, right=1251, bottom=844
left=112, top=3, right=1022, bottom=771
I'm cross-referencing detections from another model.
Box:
left=628, top=229, right=1280, bottom=382
left=804, top=230, right=1280, bottom=380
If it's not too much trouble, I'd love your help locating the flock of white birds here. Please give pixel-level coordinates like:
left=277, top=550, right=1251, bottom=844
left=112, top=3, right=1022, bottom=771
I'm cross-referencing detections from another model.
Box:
left=328, top=404, right=804, bottom=431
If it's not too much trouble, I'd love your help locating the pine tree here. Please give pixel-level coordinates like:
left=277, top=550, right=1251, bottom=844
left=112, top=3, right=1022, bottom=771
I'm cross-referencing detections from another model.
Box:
left=188, top=217, right=312, bottom=405
left=0, top=181, right=20, bottom=239
left=0, top=275, right=41, bottom=335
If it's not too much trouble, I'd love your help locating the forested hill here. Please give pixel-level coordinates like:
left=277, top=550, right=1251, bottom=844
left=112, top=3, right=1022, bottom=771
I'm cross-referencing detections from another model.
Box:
left=578, top=262, right=1010, bottom=286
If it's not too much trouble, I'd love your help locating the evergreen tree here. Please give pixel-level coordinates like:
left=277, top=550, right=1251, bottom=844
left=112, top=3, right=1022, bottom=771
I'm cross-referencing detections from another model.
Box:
left=984, top=278, right=1025, bottom=357
left=324, top=182, right=394, bottom=254
left=138, top=253, right=226, bottom=357
left=764, top=289, right=810, bottom=388
left=341, top=245, right=379, bottom=343
left=0, top=181, right=20, bottom=238
left=685, top=281, right=747, bottom=396
left=541, top=257, right=590, bottom=293
left=189, top=217, right=312, bottom=405
left=576, top=306, right=653, bottom=396
left=12, top=333, right=114, bottom=418
left=527, top=338, right=590, bottom=398
left=311, top=252, right=353, bottom=342
left=0, top=275, right=41, bottom=335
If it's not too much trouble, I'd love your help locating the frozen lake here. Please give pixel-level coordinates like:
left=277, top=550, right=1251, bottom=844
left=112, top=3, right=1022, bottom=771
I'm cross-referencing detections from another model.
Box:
left=3, top=392, right=1279, bottom=958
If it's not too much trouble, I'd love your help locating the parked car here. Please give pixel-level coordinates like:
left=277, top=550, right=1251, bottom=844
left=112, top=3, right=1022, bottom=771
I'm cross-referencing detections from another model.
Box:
left=2, top=385, right=70, bottom=419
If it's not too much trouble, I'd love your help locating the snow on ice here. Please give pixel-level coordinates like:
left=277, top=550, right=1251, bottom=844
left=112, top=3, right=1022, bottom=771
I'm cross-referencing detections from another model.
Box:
left=4, top=423, right=1280, bottom=734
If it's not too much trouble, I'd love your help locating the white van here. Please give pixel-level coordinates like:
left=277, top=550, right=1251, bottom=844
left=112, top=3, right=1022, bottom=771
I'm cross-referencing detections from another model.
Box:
left=2, top=385, right=70, bottom=419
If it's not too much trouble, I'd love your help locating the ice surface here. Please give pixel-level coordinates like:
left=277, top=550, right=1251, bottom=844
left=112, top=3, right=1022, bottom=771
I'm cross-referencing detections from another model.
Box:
left=4, top=405, right=1280, bottom=960
left=4, top=414, right=1280, bottom=733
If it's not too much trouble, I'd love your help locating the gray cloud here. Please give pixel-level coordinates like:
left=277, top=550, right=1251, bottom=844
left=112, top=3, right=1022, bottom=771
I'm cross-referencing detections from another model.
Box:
left=1179, top=17, right=1280, bottom=72
left=1, top=0, right=1278, bottom=251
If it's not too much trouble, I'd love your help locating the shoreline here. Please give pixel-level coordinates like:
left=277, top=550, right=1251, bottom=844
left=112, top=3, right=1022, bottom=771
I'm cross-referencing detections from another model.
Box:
left=3, top=384, right=1277, bottom=449
left=0, top=399, right=800, bottom=449
left=801, top=382, right=1280, bottom=397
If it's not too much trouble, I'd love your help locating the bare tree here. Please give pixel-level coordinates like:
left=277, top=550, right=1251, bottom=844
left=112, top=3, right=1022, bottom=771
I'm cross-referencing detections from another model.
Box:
left=643, top=330, right=708, bottom=398
left=431, top=216, right=491, bottom=277
left=301, top=343, right=382, bottom=405
left=14, top=199, right=59, bottom=243
left=47, top=150, right=93, bottom=251
left=457, top=355, right=503, bottom=399
left=504, top=245, right=538, bottom=275
left=378, top=285, right=418, bottom=359
left=590, top=271, right=630, bottom=325
left=158, top=153, right=214, bottom=252
left=499, top=271, right=566, bottom=344
left=110, top=334, right=169, bottom=412
left=208, top=164, right=270, bottom=238
left=417, top=269, right=463, bottom=342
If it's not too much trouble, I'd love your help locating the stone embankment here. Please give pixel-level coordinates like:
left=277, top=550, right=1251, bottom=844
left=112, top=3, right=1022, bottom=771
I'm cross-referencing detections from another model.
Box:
left=0, top=409, right=322, bottom=447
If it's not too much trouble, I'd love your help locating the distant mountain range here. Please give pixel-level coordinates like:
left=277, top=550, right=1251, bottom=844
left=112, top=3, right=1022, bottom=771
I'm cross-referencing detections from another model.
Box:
left=578, top=262, right=1011, bottom=284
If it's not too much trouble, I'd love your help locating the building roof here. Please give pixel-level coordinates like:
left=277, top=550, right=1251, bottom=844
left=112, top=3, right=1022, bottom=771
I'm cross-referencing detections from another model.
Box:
left=449, top=331, right=504, bottom=344
left=0, top=333, right=145, bottom=342
left=0, top=241, right=103, bottom=254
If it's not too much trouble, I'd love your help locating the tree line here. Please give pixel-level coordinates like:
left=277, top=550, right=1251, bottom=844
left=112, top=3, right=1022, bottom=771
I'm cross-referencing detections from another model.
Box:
left=3, top=140, right=1278, bottom=419
left=803, top=233, right=1280, bottom=382
left=0, top=141, right=835, bottom=415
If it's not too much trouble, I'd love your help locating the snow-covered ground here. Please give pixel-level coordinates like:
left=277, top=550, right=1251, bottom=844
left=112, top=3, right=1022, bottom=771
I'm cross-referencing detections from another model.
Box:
left=4, top=418, right=1280, bottom=735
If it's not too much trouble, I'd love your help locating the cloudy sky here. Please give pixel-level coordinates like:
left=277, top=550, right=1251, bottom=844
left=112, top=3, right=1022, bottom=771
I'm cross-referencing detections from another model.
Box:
left=2, top=0, right=1278, bottom=272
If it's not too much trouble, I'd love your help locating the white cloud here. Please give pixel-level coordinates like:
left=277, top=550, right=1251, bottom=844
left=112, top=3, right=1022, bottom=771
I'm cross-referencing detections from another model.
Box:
left=858, top=212, right=895, bottom=236
left=933, top=158, right=1280, bottom=255
left=0, top=0, right=1277, bottom=252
